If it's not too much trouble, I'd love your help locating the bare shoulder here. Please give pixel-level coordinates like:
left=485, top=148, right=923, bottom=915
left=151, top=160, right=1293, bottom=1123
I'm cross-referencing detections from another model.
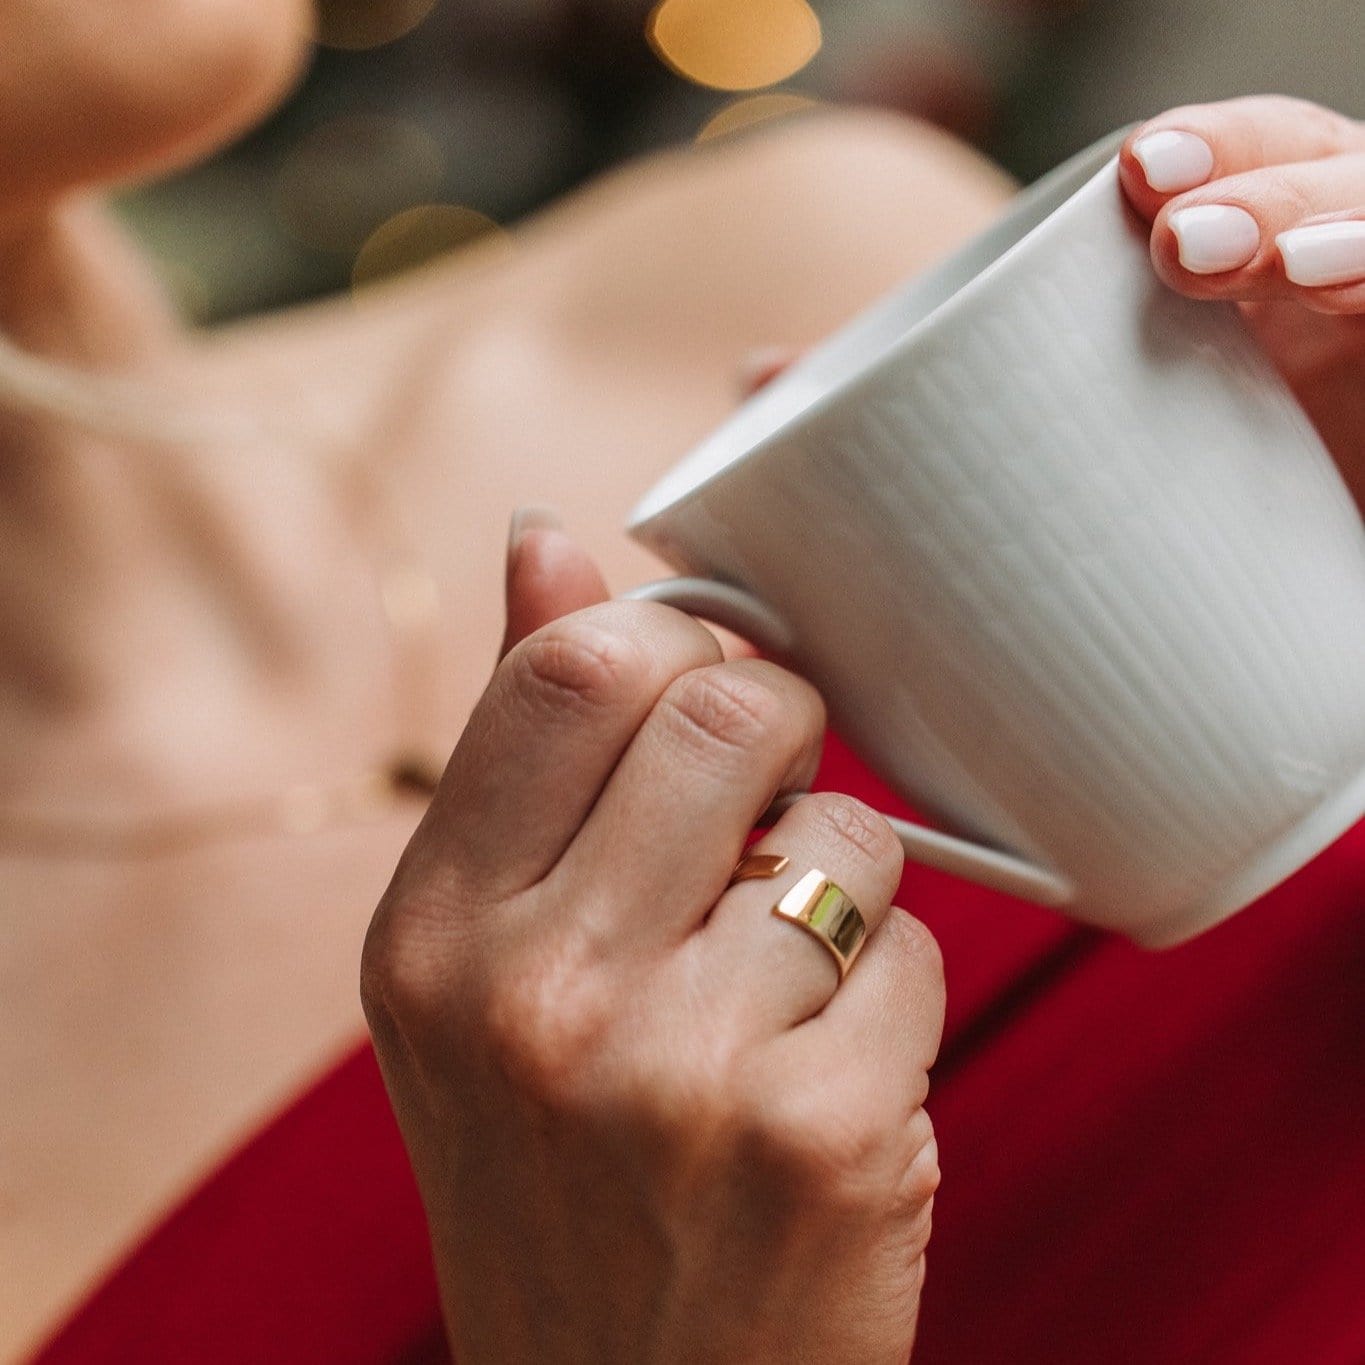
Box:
left=190, top=112, right=1020, bottom=688
left=511, top=108, right=1017, bottom=346
left=225, top=109, right=1015, bottom=365
left=538, top=107, right=1016, bottom=243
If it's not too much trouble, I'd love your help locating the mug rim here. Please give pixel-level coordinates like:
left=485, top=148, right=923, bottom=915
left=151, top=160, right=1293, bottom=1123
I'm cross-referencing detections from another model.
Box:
left=629, top=125, right=1133, bottom=533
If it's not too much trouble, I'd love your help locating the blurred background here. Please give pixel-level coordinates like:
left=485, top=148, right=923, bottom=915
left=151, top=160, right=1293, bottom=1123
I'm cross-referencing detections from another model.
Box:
left=120, top=0, right=1361, bottom=323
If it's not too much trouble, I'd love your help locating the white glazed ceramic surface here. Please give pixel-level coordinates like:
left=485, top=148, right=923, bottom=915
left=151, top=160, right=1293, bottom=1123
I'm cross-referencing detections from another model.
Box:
left=627, top=132, right=1365, bottom=947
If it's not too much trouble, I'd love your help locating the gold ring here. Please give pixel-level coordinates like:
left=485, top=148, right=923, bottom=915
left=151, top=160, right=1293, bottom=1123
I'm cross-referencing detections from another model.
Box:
left=727, top=851, right=868, bottom=982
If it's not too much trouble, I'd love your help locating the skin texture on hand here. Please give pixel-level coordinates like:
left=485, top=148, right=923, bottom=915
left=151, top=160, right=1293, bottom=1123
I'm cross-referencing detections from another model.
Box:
left=362, top=526, right=945, bottom=1364
left=362, top=94, right=1365, bottom=1363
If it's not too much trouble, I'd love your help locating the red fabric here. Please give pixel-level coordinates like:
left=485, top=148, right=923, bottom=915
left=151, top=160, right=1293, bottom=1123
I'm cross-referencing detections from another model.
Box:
left=33, top=736, right=1365, bottom=1364
left=30, top=1043, right=447, bottom=1365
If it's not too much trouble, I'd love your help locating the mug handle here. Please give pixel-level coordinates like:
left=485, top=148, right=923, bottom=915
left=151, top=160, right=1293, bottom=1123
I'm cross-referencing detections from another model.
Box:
left=624, top=577, right=1075, bottom=909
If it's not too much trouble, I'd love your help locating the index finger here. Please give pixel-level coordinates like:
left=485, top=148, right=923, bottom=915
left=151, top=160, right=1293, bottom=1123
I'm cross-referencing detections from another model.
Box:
left=1121, top=96, right=1365, bottom=218
left=405, top=601, right=724, bottom=900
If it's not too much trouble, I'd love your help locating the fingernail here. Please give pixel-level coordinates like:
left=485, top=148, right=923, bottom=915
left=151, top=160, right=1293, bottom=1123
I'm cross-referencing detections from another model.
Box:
left=1276, top=220, right=1365, bottom=287
left=508, top=505, right=563, bottom=554
left=1168, top=205, right=1260, bottom=274
left=1131, top=130, right=1215, bottom=193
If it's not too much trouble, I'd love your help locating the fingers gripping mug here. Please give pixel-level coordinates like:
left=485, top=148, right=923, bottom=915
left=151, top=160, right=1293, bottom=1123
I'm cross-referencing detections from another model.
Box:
left=624, top=130, right=1365, bottom=948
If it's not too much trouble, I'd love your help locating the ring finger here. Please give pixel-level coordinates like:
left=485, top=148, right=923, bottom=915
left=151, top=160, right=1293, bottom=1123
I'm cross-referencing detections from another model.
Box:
left=686, top=791, right=905, bottom=1035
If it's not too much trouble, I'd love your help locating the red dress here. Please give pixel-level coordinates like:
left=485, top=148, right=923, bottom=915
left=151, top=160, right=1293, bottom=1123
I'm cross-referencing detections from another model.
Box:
left=32, top=739, right=1365, bottom=1364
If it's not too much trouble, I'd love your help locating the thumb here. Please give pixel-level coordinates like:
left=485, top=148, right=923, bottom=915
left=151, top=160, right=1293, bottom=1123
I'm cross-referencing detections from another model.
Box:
left=500, top=507, right=611, bottom=659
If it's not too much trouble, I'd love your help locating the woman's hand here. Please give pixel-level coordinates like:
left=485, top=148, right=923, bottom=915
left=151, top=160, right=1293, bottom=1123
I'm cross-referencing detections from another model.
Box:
left=1119, top=95, right=1365, bottom=505
left=362, top=521, right=945, bottom=1364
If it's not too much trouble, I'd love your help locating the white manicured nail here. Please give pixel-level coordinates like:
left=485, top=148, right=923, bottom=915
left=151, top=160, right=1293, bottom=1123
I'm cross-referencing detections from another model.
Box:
left=1168, top=205, right=1260, bottom=274
left=1132, top=131, right=1214, bottom=192
left=1276, top=220, right=1365, bottom=287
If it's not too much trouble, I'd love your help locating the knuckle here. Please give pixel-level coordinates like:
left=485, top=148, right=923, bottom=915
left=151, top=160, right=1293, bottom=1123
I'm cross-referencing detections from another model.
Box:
left=807, top=793, right=904, bottom=872
left=882, top=911, right=946, bottom=990
left=1259, top=167, right=1316, bottom=223
left=1281, top=95, right=1360, bottom=150
left=602, top=956, right=747, bottom=1147
left=482, top=949, right=613, bottom=1105
left=658, top=665, right=791, bottom=762
left=613, top=1045, right=737, bottom=1155
left=1242, top=92, right=1313, bottom=125
left=740, top=1088, right=896, bottom=1207
left=903, top=1139, right=942, bottom=1211
left=359, top=889, right=459, bottom=1034
left=891, top=1113, right=942, bottom=1214
left=515, top=619, right=648, bottom=714
left=1227, top=94, right=1345, bottom=153
left=358, top=919, right=404, bottom=1033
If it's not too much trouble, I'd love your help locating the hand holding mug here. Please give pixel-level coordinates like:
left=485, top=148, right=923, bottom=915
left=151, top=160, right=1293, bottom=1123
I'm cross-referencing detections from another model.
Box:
left=627, top=95, right=1365, bottom=947
left=362, top=523, right=945, bottom=1365
left=1120, top=95, right=1365, bottom=496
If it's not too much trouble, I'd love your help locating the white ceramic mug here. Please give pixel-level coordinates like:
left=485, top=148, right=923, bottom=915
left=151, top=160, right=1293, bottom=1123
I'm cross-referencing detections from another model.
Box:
left=624, top=129, right=1365, bottom=948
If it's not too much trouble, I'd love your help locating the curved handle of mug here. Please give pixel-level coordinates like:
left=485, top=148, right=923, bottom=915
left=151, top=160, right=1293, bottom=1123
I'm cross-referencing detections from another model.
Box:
left=624, top=577, right=1075, bottom=910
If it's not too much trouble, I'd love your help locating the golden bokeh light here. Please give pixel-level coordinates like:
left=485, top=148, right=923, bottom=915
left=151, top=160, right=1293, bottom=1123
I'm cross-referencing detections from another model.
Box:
left=352, top=204, right=505, bottom=291
left=696, top=91, right=820, bottom=143
left=314, top=0, right=439, bottom=51
left=276, top=115, right=444, bottom=257
left=646, top=0, right=822, bottom=92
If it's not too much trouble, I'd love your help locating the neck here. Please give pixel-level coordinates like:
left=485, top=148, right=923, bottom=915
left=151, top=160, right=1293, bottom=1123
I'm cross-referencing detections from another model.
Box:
left=0, top=206, right=395, bottom=817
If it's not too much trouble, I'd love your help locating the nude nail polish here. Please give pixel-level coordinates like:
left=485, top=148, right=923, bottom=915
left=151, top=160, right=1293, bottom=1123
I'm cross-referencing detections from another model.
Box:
left=1132, top=130, right=1215, bottom=193
left=1168, top=205, right=1260, bottom=275
left=1277, top=221, right=1365, bottom=287
left=508, top=505, right=564, bottom=554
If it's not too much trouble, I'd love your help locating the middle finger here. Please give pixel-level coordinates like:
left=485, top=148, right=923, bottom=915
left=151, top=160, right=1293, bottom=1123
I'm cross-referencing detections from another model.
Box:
left=553, top=656, right=826, bottom=953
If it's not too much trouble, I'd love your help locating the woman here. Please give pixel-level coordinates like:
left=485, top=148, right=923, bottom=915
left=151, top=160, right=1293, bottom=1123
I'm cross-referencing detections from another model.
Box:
left=3, top=4, right=1361, bottom=1361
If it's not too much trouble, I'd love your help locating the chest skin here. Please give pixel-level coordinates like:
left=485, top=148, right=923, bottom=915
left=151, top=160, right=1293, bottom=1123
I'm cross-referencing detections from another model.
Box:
left=0, top=111, right=1014, bottom=1358
left=0, top=817, right=421, bottom=1356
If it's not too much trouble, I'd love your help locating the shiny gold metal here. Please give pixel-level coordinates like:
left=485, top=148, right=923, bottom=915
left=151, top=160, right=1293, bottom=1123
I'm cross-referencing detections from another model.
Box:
left=728, top=851, right=790, bottom=884
left=772, top=869, right=866, bottom=981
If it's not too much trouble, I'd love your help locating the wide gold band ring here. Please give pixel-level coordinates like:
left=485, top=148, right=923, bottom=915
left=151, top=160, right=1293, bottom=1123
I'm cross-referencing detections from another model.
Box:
left=728, top=852, right=868, bottom=982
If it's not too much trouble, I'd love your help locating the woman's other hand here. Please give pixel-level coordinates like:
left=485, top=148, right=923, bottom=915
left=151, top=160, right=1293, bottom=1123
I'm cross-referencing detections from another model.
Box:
left=1120, top=95, right=1365, bottom=504
left=362, top=520, right=945, bottom=1364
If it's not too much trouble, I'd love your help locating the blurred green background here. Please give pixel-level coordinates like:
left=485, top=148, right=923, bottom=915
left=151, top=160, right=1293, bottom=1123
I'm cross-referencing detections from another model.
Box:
left=119, top=0, right=1363, bottom=323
